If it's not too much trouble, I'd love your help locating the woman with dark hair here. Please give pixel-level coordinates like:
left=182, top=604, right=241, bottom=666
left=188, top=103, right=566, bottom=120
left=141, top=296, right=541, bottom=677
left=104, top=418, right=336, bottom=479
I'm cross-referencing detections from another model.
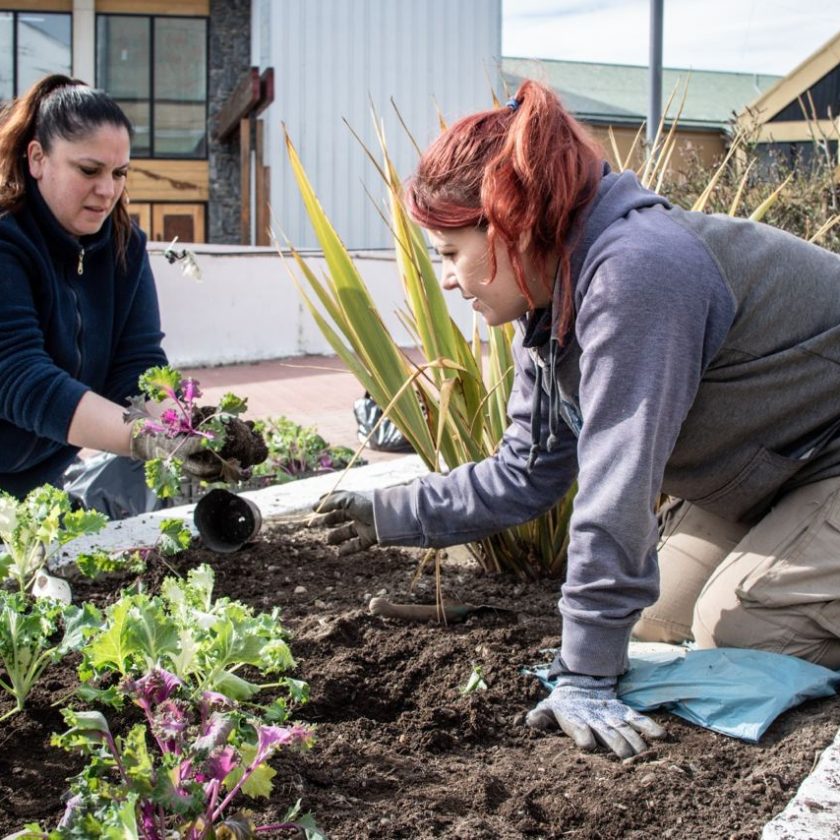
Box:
left=317, top=79, right=840, bottom=758
left=0, top=74, right=208, bottom=516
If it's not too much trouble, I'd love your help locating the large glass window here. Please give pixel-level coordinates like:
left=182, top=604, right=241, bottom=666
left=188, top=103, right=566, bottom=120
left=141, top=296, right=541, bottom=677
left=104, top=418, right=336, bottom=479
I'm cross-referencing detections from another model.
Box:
left=0, top=13, right=12, bottom=102
left=96, top=14, right=207, bottom=159
left=0, top=10, right=72, bottom=101
left=96, top=16, right=151, bottom=156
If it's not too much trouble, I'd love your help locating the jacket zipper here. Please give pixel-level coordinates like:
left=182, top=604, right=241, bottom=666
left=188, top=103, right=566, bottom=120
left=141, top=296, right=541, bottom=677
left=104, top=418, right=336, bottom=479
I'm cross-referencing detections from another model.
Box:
left=77, top=247, right=85, bottom=275
left=67, top=270, right=84, bottom=377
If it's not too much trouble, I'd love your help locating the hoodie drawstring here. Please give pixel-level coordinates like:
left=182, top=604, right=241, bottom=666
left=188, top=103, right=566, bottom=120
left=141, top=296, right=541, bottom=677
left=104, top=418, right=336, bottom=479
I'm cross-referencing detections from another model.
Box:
left=526, top=338, right=563, bottom=472
left=546, top=339, right=561, bottom=452
left=526, top=361, right=544, bottom=471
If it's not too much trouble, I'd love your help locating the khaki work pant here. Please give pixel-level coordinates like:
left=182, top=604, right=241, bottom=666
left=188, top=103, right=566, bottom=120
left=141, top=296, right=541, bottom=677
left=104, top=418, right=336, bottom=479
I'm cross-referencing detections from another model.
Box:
left=633, top=475, right=840, bottom=669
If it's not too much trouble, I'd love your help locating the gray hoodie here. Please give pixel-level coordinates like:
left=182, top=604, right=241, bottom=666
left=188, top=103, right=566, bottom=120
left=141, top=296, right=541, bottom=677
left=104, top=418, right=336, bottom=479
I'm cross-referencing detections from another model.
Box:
left=374, top=168, right=840, bottom=677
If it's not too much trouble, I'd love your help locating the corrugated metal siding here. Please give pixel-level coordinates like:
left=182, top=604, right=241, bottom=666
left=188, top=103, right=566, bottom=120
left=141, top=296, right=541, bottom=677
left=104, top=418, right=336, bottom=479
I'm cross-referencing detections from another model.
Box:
left=255, top=0, right=502, bottom=250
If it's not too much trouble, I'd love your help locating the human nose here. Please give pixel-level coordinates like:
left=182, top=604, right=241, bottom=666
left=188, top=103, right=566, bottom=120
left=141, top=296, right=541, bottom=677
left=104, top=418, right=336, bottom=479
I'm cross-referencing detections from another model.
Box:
left=440, top=263, right=459, bottom=292
left=93, top=175, right=116, bottom=199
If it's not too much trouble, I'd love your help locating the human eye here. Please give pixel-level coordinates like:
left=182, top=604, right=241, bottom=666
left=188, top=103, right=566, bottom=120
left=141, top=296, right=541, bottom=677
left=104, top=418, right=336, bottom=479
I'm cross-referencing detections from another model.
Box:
left=114, top=168, right=128, bottom=179
left=79, top=165, right=99, bottom=176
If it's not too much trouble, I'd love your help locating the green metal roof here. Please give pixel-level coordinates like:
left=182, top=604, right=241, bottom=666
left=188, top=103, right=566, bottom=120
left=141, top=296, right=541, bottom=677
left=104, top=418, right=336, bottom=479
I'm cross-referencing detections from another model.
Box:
left=502, top=57, right=781, bottom=131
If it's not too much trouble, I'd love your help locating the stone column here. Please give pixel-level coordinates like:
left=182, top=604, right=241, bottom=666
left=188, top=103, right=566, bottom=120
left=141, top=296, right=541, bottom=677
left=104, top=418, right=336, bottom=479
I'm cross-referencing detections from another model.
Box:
left=208, top=0, right=252, bottom=244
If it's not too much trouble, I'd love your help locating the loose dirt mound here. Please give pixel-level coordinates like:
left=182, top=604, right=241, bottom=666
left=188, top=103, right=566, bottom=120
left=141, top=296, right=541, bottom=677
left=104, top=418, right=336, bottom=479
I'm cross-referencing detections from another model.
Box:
left=1, top=520, right=837, bottom=839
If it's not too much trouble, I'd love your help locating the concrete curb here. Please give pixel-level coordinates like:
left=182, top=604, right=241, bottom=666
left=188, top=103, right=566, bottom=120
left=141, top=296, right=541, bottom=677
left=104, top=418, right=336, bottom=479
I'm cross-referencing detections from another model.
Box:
left=58, top=454, right=429, bottom=560
left=57, top=454, right=840, bottom=837
left=761, top=726, right=840, bottom=839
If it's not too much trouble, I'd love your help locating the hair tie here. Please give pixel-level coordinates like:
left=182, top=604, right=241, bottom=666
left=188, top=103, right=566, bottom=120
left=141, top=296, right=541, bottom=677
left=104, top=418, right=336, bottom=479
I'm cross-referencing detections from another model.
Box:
left=505, top=97, right=520, bottom=112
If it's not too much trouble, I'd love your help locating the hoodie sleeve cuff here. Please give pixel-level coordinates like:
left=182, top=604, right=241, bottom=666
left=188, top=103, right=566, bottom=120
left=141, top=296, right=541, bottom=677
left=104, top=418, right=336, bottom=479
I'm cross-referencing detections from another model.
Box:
left=372, top=484, right=427, bottom=546
left=557, top=616, right=633, bottom=677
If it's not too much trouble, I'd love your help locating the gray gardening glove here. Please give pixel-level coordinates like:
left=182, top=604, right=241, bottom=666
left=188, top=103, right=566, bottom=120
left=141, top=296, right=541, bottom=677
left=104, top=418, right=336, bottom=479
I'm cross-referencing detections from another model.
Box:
left=526, top=668, right=666, bottom=759
left=129, top=425, right=223, bottom=481
left=310, top=490, right=377, bottom=556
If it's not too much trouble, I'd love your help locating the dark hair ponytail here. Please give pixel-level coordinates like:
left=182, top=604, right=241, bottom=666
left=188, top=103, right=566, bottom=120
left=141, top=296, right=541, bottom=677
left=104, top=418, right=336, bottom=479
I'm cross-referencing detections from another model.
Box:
left=406, top=79, right=603, bottom=339
left=0, top=74, right=135, bottom=265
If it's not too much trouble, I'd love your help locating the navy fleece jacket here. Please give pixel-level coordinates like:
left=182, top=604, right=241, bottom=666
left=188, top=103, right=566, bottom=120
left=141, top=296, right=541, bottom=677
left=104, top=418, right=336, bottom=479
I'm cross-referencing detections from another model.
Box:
left=0, top=183, right=167, bottom=497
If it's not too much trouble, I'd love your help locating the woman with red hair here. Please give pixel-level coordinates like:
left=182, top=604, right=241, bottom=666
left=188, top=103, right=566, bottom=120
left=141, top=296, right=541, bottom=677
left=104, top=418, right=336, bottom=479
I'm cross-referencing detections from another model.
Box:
left=318, top=80, right=840, bottom=759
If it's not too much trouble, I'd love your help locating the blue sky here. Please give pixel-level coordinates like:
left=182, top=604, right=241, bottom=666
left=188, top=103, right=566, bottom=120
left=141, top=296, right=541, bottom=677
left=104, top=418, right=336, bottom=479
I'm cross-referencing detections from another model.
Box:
left=502, top=0, right=840, bottom=76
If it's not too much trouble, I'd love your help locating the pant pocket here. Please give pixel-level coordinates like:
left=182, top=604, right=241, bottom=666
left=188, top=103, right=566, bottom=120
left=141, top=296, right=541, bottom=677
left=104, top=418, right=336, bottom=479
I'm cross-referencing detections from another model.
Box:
left=802, top=600, right=840, bottom=637
left=736, top=486, right=840, bottom=608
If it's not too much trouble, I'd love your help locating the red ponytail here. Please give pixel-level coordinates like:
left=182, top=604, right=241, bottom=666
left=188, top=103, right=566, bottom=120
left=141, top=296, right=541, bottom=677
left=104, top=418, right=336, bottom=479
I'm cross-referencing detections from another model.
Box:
left=406, top=80, right=603, bottom=337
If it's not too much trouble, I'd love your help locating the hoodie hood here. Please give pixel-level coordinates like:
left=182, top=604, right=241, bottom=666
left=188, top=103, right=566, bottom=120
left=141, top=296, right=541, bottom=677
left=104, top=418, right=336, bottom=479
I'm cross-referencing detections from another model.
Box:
left=566, top=165, right=671, bottom=310
left=525, top=164, right=671, bottom=469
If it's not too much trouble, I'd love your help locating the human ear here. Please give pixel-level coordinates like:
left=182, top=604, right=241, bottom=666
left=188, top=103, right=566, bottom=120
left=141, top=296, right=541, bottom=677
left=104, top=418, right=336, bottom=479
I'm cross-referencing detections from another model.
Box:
left=27, top=140, right=46, bottom=179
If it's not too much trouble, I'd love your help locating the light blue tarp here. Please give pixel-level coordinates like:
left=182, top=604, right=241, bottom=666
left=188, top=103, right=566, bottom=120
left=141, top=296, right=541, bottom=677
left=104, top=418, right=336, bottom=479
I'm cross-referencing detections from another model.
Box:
left=527, top=646, right=840, bottom=743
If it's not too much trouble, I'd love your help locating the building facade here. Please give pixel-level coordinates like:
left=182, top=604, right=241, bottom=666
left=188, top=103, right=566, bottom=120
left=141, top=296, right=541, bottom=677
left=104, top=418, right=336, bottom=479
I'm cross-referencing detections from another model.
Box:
left=1, top=0, right=250, bottom=244
left=503, top=56, right=781, bottom=173
left=1, top=0, right=502, bottom=248
left=737, top=30, right=840, bottom=176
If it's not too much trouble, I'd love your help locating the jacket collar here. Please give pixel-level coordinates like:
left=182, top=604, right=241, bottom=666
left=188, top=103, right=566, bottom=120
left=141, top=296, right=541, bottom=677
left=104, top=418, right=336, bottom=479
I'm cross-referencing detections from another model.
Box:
left=25, top=176, right=113, bottom=264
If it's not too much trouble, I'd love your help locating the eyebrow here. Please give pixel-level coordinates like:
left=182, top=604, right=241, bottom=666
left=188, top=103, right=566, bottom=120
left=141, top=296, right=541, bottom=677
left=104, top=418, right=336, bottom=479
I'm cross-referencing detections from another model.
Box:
left=75, top=157, right=130, bottom=169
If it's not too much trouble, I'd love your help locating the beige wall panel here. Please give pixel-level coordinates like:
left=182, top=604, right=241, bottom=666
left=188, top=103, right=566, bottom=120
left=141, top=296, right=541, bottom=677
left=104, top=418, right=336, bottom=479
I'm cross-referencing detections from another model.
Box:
left=127, top=202, right=151, bottom=237
left=96, top=0, right=208, bottom=15
left=587, top=123, right=726, bottom=176
left=755, top=119, right=840, bottom=143
left=127, top=160, right=208, bottom=202
left=668, top=130, right=727, bottom=173
left=1, top=2, right=72, bottom=10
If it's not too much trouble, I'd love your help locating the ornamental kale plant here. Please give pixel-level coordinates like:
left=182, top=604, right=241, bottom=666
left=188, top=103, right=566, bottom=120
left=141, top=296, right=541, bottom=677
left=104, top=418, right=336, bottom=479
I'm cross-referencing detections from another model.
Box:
left=8, top=565, right=323, bottom=837
left=0, top=485, right=107, bottom=594
left=127, top=365, right=253, bottom=499
left=13, top=670, right=320, bottom=839
left=0, top=593, right=100, bottom=720
left=251, top=416, right=359, bottom=485
left=78, top=564, right=302, bottom=713
left=75, top=518, right=193, bottom=579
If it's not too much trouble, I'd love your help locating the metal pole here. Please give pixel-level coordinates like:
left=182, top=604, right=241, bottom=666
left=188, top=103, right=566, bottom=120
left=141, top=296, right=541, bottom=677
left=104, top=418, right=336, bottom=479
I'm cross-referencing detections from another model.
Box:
left=647, top=0, right=664, bottom=151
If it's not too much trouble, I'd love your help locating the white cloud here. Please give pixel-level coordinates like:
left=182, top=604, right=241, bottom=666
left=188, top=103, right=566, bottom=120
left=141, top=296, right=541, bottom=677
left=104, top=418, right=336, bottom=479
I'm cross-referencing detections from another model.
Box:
left=502, top=0, right=840, bottom=75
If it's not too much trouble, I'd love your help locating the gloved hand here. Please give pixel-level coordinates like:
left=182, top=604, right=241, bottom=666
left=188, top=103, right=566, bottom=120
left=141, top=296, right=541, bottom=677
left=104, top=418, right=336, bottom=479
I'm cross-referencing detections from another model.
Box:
left=129, top=426, right=223, bottom=480
left=309, top=490, right=377, bottom=556
left=526, top=669, right=666, bottom=759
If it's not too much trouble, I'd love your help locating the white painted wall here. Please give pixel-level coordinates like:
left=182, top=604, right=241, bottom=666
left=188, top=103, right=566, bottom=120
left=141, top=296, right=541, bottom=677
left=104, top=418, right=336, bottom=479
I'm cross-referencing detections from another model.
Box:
left=253, top=0, right=503, bottom=250
left=149, top=244, right=480, bottom=368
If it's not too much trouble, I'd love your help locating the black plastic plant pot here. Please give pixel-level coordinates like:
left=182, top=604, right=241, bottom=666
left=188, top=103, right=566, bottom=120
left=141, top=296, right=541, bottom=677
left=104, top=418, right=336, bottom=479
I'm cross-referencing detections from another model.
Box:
left=193, top=488, right=262, bottom=553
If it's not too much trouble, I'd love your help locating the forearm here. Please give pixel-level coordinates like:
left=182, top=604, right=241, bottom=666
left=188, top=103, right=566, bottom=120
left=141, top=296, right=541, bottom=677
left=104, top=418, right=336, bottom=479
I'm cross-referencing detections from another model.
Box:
left=375, top=424, right=577, bottom=547
left=66, top=391, right=133, bottom=456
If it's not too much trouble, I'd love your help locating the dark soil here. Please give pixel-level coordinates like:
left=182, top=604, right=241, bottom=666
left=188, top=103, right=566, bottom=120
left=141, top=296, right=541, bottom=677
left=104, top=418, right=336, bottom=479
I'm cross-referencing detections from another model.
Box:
left=1, top=519, right=838, bottom=839
left=193, top=407, right=269, bottom=471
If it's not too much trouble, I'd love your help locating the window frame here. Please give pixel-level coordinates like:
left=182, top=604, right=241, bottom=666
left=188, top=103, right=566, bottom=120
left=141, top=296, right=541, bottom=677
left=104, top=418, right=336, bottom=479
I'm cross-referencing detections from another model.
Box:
left=94, top=11, right=209, bottom=161
left=0, top=8, right=74, bottom=99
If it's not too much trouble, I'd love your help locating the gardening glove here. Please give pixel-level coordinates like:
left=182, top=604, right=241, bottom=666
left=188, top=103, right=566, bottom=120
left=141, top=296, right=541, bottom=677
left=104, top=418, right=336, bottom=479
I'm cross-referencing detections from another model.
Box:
left=526, top=667, right=666, bottom=760
left=129, top=424, right=223, bottom=481
left=310, top=490, right=377, bottom=556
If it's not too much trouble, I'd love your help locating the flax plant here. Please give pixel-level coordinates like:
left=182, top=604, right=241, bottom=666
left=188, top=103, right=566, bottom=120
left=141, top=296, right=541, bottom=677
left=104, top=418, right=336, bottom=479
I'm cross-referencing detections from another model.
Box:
left=284, top=89, right=837, bottom=581
left=283, top=125, right=573, bottom=579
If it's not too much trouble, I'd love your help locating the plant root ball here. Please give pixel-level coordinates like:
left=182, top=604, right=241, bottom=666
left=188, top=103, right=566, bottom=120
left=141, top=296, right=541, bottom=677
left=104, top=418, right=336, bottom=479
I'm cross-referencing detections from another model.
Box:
left=194, top=407, right=269, bottom=469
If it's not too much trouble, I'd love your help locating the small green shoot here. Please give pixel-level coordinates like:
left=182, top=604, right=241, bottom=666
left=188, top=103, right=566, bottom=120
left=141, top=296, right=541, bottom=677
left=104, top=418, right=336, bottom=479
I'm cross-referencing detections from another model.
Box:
left=460, top=664, right=488, bottom=696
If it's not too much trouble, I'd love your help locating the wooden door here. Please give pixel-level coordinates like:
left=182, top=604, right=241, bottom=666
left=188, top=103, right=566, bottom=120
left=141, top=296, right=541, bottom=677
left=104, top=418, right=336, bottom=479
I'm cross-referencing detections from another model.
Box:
left=151, top=203, right=206, bottom=243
